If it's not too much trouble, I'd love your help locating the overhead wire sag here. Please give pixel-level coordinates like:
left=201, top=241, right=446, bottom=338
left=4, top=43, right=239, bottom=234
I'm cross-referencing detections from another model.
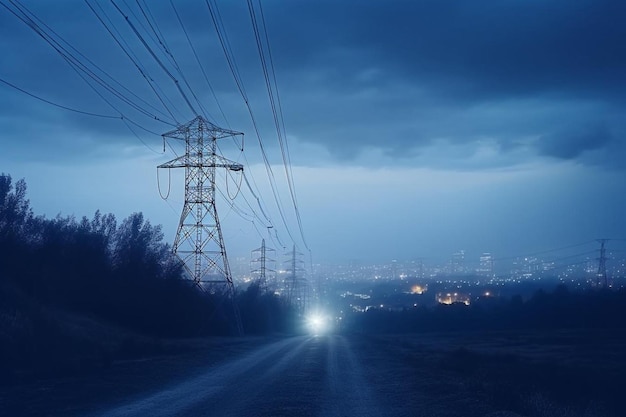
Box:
left=0, top=76, right=120, bottom=119
left=246, top=0, right=310, bottom=251
left=134, top=0, right=213, bottom=122
left=205, top=0, right=299, bottom=249
left=3, top=0, right=175, bottom=128
left=6, top=0, right=174, bottom=123
left=6, top=0, right=172, bottom=121
left=110, top=0, right=198, bottom=117
left=1, top=0, right=174, bottom=157
left=168, top=0, right=230, bottom=127
left=84, top=0, right=181, bottom=124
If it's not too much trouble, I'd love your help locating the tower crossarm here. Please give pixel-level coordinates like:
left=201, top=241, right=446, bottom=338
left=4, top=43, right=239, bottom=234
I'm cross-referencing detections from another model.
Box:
left=162, top=115, right=243, bottom=140
left=158, top=155, right=243, bottom=171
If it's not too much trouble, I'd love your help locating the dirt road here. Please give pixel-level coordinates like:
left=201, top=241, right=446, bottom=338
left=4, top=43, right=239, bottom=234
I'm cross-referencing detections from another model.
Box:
left=90, top=335, right=384, bottom=417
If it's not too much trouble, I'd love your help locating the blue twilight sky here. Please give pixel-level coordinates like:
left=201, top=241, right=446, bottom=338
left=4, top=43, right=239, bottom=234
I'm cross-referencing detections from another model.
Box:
left=0, top=0, right=625, bottom=266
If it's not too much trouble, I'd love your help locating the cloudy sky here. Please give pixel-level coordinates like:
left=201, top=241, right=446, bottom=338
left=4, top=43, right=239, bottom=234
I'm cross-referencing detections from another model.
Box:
left=1, top=0, right=625, bottom=267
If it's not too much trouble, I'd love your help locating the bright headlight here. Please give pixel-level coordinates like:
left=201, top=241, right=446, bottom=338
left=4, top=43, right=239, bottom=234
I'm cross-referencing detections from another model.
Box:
left=306, top=313, right=327, bottom=334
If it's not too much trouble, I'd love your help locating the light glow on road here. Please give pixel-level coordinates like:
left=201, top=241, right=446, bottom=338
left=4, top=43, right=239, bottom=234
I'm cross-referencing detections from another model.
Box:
left=306, top=313, right=329, bottom=334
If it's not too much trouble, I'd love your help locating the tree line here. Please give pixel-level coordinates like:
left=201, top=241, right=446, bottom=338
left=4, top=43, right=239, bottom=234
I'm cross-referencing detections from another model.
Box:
left=0, top=173, right=294, bottom=340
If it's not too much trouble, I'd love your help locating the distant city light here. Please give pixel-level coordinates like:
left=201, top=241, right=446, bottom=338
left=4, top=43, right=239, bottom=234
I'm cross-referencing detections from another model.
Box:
left=410, top=285, right=426, bottom=295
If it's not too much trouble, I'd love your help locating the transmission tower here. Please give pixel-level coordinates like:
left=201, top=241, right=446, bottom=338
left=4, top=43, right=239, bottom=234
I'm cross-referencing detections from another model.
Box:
left=158, top=116, right=243, bottom=334
left=596, top=239, right=609, bottom=288
left=285, top=245, right=307, bottom=314
left=251, top=239, right=275, bottom=291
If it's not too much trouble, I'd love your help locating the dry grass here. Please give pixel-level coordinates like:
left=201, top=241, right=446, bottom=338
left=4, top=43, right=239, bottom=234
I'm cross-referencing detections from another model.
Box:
left=365, top=329, right=625, bottom=417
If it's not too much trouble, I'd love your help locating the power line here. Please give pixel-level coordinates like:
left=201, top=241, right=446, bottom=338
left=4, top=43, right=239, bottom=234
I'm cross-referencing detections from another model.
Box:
left=204, top=0, right=298, bottom=248
left=0, top=76, right=120, bottom=119
left=134, top=0, right=213, bottom=122
left=245, top=0, right=309, bottom=251
left=110, top=0, right=198, bottom=116
left=8, top=0, right=171, bottom=121
left=121, top=117, right=163, bottom=153
left=168, top=0, right=229, bottom=127
left=493, top=240, right=596, bottom=262
left=1, top=0, right=175, bottom=156
left=4, top=0, right=177, bottom=126
left=85, top=0, right=181, bottom=123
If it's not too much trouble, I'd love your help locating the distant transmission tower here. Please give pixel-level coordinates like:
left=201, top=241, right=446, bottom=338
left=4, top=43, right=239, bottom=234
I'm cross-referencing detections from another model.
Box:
left=158, top=116, right=243, bottom=334
left=596, top=239, right=609, bottom=288
left=285, top=245, right=307, bottom=314
left=251, top=239, right=275, bottom=291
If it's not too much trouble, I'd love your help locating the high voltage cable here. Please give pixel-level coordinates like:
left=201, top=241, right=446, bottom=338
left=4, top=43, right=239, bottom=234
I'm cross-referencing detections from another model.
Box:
left=542, top=250, right=597, bottom=264
left=88, top=1, right=185, bottom=123
left=224, top=166, right=244, bottom=200
left=122, top=117, right=162, bottom=153
left=216, top=142, right=281, bottom=243
left=134, top=0, right=207, bottom=118
left=168, top=0, right=230, bottom=127
left=203, top=2, right=267, bottom=202
left=246, top=0, right=309, bottom=251
left=110, top=0, right=198, bottom=117
left=215, top=135, right=278, bottom=240
left=204, top=0, right=247, bottom=109
left=232, top=143, right=281, bottom=246
left=493, top=240, right=596, bottom=262
left=0, top=77, right=120, bottom=119
left=110, top=0, right=196, bottom=117
left=84, top=0, right=180, bottom=123
left=205, top=0, right=298, bottom=248
left=260, top=1, right=309, bottom=252
left=2, top=0, right=175, bottom=128
left=1, top=0, right=172, bottom=156
left=7, top=0, right=171, bottom=121
left=238, top=148, right=274, bottom=225
left=134, top=0, right=213, bottom=122
left=242, top=172, right=273, bottom=230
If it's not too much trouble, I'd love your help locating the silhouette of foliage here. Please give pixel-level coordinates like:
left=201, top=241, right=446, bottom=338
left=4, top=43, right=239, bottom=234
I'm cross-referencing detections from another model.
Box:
left=236, top=282, right=294, bottom=334
left=349, top=284, right=626, bottom=334
left=0, top=174, right=295, bottom=351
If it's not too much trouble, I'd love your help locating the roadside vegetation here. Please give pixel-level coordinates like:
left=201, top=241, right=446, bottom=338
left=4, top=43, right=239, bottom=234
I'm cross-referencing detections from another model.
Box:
left=0, top=173, right=294, bottom=381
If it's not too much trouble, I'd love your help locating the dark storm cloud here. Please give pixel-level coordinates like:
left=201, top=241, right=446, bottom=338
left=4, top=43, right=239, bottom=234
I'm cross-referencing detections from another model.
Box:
left=0, top=0, right=238, bottom=160
left=1, top=0, right=625, bottom=169
left=269, top=0, right=626, bottom=98
left=537, top=124, right=613, bottom=160
left=259, top=0, right=626, bottom=166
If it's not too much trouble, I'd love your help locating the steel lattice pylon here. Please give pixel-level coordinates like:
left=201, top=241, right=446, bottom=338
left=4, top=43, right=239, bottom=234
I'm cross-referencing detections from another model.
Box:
left=158, top=116, right=243, bottom=334
left=251, top=238, right=276, bottom=291
left=596, top=239, right=609, bottom=288
left=285, top=245, right=308, bottom=315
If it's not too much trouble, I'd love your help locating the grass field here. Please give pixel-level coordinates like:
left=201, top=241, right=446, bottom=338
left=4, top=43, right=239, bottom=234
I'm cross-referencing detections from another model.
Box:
left=360, top=329, right=625, bottom=416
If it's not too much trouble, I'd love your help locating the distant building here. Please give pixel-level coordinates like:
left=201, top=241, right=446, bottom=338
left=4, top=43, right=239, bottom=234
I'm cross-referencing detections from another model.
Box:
left=523, top=257, right=540, bottom=274
left=511, top=256, right=541, bottom=278
left=450, top=250, right=465, bottom=274
left=437, top=292, right=470, bottom=306
left=478, top=253, right=494, bottom=277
